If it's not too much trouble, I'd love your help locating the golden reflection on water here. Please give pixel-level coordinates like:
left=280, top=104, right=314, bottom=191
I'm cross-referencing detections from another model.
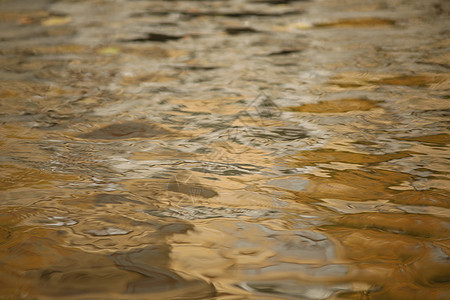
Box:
left=286, top=98, right=381, bottom=113
left=0, top=0, right=449, bottom=299
left=314, top=17, right=396, bottom=28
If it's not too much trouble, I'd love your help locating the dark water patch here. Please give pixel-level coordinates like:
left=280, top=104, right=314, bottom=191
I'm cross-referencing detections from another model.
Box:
left=170, top=64, right=220, bottom=71
left=428, top=274, right=450, bottom=285
left=132, top=9, right=303, bottom=19
left=123, top=33, right=184, bottom=43
left=267, top=49, right=303, bottom=56
left=77, top=122, right=171, bottom=140
left=225, top=27, right=260, bottom=35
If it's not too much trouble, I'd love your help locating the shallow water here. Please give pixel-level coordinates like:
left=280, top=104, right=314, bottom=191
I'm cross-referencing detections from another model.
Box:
left=0, top=0, right=449, bottom=299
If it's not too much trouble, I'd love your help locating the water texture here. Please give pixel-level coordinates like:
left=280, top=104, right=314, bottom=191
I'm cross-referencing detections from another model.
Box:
left=0, top=0, right=449, bottom=299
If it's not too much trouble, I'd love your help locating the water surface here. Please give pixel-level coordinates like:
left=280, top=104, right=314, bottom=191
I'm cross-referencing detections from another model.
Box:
left=0, top=0, right=449, bottom=299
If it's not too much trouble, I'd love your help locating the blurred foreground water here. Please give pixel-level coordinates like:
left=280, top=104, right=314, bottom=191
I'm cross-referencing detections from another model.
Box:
left=0, top=0, right=449, bottom=299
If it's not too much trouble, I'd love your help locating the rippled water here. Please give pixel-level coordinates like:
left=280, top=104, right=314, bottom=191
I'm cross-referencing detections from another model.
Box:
left=0, top=0, right=449, bottom=299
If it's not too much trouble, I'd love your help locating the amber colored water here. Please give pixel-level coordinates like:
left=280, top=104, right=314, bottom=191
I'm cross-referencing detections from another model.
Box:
left=0, top=0, right=449, bottom=299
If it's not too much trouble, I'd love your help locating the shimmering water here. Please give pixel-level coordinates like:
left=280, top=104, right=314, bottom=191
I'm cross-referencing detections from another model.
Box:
left=0, top=0, right=449, bottom=299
